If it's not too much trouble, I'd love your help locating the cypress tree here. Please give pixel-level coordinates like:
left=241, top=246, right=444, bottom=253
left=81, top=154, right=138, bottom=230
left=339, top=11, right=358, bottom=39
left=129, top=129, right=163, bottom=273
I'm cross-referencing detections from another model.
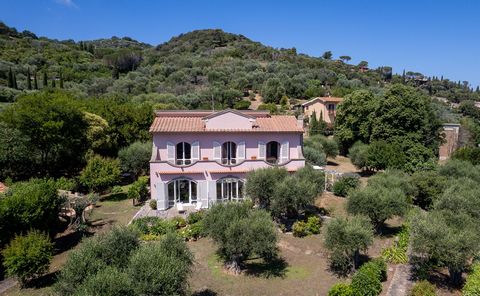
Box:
left=59, top=72, right=64, bottom=88
left=43, top=72, right=48, bottom=88
left=27, top=68, right=32, bottom=90
left=7, top=67, right=14, bottom=88
left=13, top=73, right=18, bottom=89
left=34, top=72, right=38, bottom=89
left=310, top=111, right=319, bottom=136
left=51, top=77, right=56, bottom=88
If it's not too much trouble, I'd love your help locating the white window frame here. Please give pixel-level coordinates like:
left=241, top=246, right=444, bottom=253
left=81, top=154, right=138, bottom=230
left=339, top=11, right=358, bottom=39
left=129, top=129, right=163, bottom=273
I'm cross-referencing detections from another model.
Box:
left=176, top=142, right=191, bottom=166
left=216, top=177, right=244, bottom=202
left=167, top=179, right=197, bottom=206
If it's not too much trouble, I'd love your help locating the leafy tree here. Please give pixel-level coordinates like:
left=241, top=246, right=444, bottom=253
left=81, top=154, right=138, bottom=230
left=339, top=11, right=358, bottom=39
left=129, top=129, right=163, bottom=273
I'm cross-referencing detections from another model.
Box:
left=452, top=146, right=480, bottom=165
left=294, top=164, right=325, bottom=195
left=304, top=79, right=326, bottom=98
left=245, top=167, right=288, bottom=209
left=348, top=141, right=369, bottom=171
left=127, top=233, right=193, bottom=296
left=332, top=175, right=360, bottom=197
left=0, top=179, right=64, bottom=247
left=324, top=216, right=374, bottom=272
left=304, top=135, right=339, bottom=158
left=2, top=230, right=53, bottom=286
left=339, top=56, right=351, bottom=63
left=128, top=177, right=149, bottom=205
left=271, top=175, right=317, bottom=218
left=410, top=170, right=448, bottom=210
left=79, top=155, right=121, bottom=192
left=262, top=78, right=285, bottom=104
left=0, top=123, right=32, bottom=180
left=322, top=51, right=333, bottom=60
left=42, top=72, right=47, bottom=88
left=118, top=141, right=151, bottom=178
left=309, top=112, right=320, bottom=135
left=347, top=185, right=408, bottom=231
left=75, top=267, right=133, bottom=296
left=0, top=91, right=89, bottom=176
left=303, top=146, right=326, bottom=166
left=26, top=68, right=31, bottom=90
left=203, top=202, right=278, bottom=274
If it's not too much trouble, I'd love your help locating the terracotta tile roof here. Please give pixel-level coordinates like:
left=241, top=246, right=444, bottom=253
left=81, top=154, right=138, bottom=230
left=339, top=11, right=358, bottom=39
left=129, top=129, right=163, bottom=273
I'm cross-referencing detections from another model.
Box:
left=302, top=97, right=343, bottom=106
left=149, top=110, right=303, bottom=133
left=0, top=182, right=8, bottom=194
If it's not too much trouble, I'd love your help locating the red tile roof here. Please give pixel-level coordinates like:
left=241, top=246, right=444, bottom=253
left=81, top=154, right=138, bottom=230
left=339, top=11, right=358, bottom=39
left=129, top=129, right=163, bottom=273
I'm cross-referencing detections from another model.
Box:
left=149, top=110, right=303, bottom=133
left=302, top=97, right=343, bottom=106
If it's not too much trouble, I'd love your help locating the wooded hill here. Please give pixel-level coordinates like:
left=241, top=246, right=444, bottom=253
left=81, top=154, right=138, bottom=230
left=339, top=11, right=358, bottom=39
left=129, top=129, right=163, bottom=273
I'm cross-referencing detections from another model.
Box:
left=0, top=21, right=478, bottom=106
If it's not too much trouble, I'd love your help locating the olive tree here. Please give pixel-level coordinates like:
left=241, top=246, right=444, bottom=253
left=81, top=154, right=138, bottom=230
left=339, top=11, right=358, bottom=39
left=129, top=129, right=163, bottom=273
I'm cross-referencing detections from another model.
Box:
left=324, top=216, right=374, bottom=273
left=245, top=167, right=288, bottom=209
left=79, top=155, right=121, bottom=192
left=271, top=175, right=317, bottom=218
left=203, top=202, right=278, bottom=274
left=118, top=141, right=151, bottom=178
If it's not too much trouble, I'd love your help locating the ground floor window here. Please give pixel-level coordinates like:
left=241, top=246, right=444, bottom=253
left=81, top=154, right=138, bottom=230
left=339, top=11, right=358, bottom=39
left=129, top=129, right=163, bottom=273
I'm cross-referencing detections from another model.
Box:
left=216, top=177, right=244, bottom=202
left=167, top=179, right=197, bottom=206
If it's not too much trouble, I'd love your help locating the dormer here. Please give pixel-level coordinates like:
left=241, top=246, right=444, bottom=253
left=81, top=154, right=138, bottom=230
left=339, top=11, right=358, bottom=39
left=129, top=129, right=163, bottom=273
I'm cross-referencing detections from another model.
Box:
left=203, top=109, right=255, bottom=130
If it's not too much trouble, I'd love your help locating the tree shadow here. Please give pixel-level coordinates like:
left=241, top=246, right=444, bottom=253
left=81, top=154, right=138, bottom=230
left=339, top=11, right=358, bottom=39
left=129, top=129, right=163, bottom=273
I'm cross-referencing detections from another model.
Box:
left=53, top=231, right=86, bottom=255
left=243, top=256, right=288, bottom=278
left=101, top=192, right=129, bottom=202
left=191, top=289, right=218, bottom=296
left=26, top=270, right=59, bottom=289
left=358, top=170, right=376, bottom=178
left=326, top=160, right=339, bottom=166
left=378, top=224, right=402, bottom=237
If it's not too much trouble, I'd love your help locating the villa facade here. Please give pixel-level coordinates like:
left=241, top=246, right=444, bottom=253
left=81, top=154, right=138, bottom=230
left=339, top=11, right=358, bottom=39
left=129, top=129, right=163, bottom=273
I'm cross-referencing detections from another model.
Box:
left=149, top=109, right=305, bottom=210
left=301, top=97, right=343, bottom=124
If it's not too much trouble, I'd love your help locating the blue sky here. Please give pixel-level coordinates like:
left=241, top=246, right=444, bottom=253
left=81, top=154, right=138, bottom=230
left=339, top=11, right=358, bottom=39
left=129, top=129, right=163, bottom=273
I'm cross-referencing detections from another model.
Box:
left=2, top=0, right=480, bottom=86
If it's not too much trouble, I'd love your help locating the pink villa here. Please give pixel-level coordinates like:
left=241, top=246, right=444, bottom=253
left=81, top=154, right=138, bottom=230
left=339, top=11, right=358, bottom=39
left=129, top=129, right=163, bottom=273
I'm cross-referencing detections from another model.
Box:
left=149, top=109, right=305, bottom=210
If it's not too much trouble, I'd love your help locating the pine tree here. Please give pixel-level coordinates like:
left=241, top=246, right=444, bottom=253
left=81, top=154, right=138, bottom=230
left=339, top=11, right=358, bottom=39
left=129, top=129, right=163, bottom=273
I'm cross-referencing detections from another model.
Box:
left=476, top=86, right=479, bottom=93
left=43, top=72, right=48, bottom=88
left=51, top=77, right=56, bottom=88
left=402, top=69, right=406, bottom=82
left=34, top=72, right=38, bottom=89
left=59, top=72, right=64, bottom=88
left=27, top=68, right=32, bottom=90
left=7, top=67, right=14, bottom=88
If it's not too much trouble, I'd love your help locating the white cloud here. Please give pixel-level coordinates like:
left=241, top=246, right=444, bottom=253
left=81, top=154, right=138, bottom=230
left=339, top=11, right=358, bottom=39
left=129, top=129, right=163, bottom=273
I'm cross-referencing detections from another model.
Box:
left=55, top=0, right=78, bottom=8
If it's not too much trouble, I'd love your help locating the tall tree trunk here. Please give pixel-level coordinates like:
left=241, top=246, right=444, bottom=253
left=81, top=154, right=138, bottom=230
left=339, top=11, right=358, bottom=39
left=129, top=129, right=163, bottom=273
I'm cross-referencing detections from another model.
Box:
left=353, top=249, right=360, bottom=270
left=225, top=256, right=242, bottom=275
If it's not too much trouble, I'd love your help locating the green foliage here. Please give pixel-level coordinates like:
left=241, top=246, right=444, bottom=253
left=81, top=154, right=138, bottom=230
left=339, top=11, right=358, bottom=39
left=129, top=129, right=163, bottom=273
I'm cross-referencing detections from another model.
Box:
left=410, top=170, right=447, bottom=210
left=332, top=174, right=360, bottom=197
left=0, top=91, right=89, bottom=176
left=203, top=202, right=278, bottom=271
left=262, top=78, right=285, bottom=104
left=79, top=155, right=121, bottom=192
left=131, top=216, right=162, bottom=235
left=54, top=177, right=77, bottom=191
left=271, top=175, right=317, bottom=218
left=452, top=146, right=480, bottom=165
left=328, top=282, right=353, bottom=296
left=294, top=164, right=325, bottom=195
left=463, top=263, right=480, bottom=296
left=186, top=210, right=206, bottom=225
left=347, top=180, right=408, bottom=231
left=55, top=227, right=140, bottom=296
left=303, top=146, right=326, bottom=166
left=127, top=176, right=149, bottom=204
left=351, top=261, right=383, bottom=296
left=149, top=199, right=157, bottom=210
left=292, top=216, right=321, bottom=237
left=127, top=233, right=193, bottom=296
left=74, top=267, right=134, bottom=296
left=118, top=141, right=151, bottom=177
left=234, top=99, right=251, bottom=110
left=171, top=216, right=187, bottom=229
left=2, top=230, right=53, bottom=285
left=349, top=141, right=369, bottom=170
left=382, top=225, right=409, bottom=264
left=0, top=122, right=32, bottom=180
left=0, top=178, right=63, bottom=247
left=410, top=280, right=436, bottom=296
left=304, top=135, right=339, bottom=159
left=324, top=216, right=374, bottom=273
left=245, top=167, right=288, bottom=208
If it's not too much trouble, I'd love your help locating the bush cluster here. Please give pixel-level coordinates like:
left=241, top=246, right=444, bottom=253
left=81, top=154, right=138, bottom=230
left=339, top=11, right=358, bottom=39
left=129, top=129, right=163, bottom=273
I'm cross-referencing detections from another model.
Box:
left=332, top=174, right=360, bottom=197
left=128, top=176, right=149, bottom=205
left=350, top=259, right=387, bottom=296
left=463, top=263, right=480, bottom=296
left=410, top=280, right=436, bottom=296
left=292, top=216, right=322, bottom=237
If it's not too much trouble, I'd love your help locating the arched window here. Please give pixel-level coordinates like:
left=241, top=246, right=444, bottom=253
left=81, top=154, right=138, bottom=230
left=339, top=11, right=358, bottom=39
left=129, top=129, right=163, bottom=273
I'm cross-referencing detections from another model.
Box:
left=266, top=141, right=280, bottom=164
left=176, top=142, right=191, bottom=165
left=216, top=177, right=244, bottom=202
left=221, top=141, right=237, bottom=165
left=167, top=178, right=197, bottom=206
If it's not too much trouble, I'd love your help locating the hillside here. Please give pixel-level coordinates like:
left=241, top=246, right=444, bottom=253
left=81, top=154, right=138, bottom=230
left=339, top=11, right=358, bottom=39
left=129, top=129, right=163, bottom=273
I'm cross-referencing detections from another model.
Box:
left=0, top=21, right=478, bottom=107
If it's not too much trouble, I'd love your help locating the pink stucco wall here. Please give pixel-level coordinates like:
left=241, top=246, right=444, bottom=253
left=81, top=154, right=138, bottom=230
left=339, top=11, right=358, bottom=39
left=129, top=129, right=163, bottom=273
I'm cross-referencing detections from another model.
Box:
left=205, top=112, right=252, bottom=130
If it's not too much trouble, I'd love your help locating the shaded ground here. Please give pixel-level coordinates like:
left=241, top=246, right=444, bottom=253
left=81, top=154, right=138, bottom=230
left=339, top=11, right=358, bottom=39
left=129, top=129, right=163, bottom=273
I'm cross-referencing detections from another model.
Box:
left=1, top=191, right=141, bottom=296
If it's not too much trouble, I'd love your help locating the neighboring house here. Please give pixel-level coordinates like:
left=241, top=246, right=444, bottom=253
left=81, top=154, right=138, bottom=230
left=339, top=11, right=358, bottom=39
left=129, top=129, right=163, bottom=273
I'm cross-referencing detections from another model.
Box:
left=301, top=97, right=343, bottom=124
left=439, top=123, right=461, bottom=160
left=149, top=109, right=305, bottom=210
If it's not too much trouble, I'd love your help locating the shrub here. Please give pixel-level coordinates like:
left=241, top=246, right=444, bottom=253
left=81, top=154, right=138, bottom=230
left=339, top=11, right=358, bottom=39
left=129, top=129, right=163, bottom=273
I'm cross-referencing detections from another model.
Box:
left=410, top=280, right=436, bottom=296
left=463, top=263, right=480, bottom=296
left=328, top=282, right=353, bottom=296
left=305, top=216, right=321, bottom=235
left=111, top=185, right=123, bottom=194
left=234, top=100, right=251, bottom=110
left=75, top=267, right=133, bottom=296
left=370, top=258, right=387, bottom=282
left=187, top=210, right=205, bottom=224
left=149, top=199, right=157, bottom=210
left=179, top=222, right=204, bottom=241
left=127, top=233, right=193, bottom=296
left=127, top=176, right=149, bottom=204
left=351, top=261, right=383, bottom=296
left=452, top=146, right=480, bottom=165
left=382, top=225, right=409, bottom=264
left=292, top=221, right=309, bottom=237
left=332, top=174, right=360, bottom=197
left=2, top=230, right=53, bottom=285
left=55, top=177, right=77, bottom=191
left=150, top=219, right=177, bottom=235
left=171, top=216, right=187, bottom=228
left=79, top=155, right=121, bottom=192
left=140, top=233, right=161, bottom=241
left=303, top=146, right=327, bottom=166
left=130, top=216, right=162, bottom=235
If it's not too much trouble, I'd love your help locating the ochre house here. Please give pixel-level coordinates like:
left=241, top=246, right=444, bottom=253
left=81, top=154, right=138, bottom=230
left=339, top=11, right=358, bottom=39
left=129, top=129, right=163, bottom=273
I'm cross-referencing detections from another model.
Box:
left=301, top=97, right=343, bottom=124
